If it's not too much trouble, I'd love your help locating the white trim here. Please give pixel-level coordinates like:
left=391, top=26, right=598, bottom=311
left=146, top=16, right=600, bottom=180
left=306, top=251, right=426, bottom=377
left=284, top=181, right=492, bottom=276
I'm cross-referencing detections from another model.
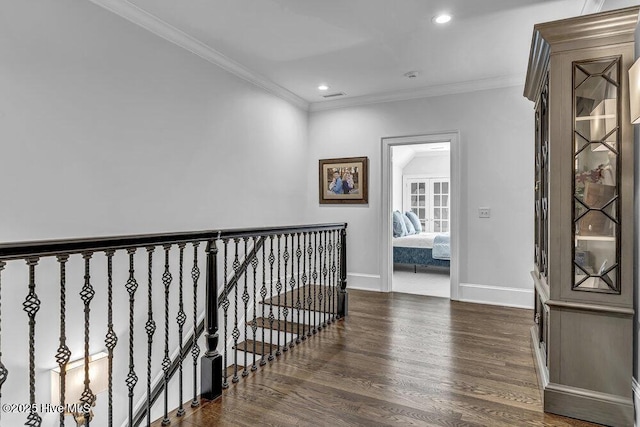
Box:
left=458, top=283, right=534, bottom=309
left=88, top=0, right=309, bottom=110
left=633, top=377, right=640, bottom=427
left=310, top=75, right=523, bottom=112
left=347, top=273, right=381, bottom=291
left=381, top=132, right=461, bottom=300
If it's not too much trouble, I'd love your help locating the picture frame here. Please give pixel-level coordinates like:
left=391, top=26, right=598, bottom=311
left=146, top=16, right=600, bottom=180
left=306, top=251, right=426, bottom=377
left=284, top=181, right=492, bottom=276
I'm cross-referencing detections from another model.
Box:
left=319, top=156, right=368, bottom=204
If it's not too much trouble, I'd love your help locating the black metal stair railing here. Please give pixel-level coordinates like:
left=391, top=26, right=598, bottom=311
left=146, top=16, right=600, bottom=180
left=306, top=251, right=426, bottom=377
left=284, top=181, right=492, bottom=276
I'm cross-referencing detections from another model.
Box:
left=0, top=223, right=347, bottom=427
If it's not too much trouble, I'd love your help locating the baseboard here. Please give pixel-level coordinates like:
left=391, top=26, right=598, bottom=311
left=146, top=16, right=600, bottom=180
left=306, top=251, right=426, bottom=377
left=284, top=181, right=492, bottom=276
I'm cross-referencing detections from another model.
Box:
left=545, top=382, right=633, bottom=427
left=458, top=282, right=534, bottom=309
left=347, top=273, right=381, bottom=291
left=632, top=377, right=640, bottom=427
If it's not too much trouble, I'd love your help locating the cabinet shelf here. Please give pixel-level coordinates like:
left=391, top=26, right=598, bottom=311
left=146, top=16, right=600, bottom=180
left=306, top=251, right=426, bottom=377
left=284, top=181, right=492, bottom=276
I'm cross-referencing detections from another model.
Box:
left=575, top=235, right=615, bottom=241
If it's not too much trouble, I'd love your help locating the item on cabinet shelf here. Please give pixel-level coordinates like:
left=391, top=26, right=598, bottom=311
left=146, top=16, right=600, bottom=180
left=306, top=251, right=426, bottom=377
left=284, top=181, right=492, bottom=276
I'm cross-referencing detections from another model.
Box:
left=578, top=182, right=616, bottom=235
left=574, top=250, right=591, bottom=268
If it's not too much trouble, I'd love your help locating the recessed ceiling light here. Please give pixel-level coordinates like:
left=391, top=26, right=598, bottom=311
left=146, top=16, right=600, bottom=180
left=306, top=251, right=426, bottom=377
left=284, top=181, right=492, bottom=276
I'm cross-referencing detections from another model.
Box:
left=318, top=84, right=329, bottom=91
left=433, top=14, right=452, bottom=24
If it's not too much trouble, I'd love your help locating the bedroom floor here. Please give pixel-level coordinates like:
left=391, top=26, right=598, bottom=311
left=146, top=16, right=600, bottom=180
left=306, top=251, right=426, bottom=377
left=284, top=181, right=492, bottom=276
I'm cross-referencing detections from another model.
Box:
left=392, top=264, right=450, bottom=298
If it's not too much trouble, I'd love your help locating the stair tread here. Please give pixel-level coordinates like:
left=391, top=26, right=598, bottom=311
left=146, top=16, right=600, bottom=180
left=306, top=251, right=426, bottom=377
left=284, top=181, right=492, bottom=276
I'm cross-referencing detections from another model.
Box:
left=233, top=340, right=279, bottom=356
left=263, top=284, right=337, bottom=308
left=248, top=317, right=305, bottom=332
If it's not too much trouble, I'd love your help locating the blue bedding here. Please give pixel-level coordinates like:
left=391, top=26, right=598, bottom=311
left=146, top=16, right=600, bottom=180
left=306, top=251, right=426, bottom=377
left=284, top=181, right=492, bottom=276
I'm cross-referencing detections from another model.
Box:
left=393, top=247, right=449, bottom=269
left=432, top=234, right=450, bottom=260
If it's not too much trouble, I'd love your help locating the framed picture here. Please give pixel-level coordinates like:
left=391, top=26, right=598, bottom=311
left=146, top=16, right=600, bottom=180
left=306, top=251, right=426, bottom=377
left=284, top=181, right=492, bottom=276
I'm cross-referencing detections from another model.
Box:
left=319, top=156, right=368, bottom=204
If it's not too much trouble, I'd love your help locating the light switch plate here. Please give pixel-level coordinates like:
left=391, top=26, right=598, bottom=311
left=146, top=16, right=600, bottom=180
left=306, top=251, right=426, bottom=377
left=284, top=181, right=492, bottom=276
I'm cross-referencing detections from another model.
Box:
left=479, top=207, right=491, bottom=218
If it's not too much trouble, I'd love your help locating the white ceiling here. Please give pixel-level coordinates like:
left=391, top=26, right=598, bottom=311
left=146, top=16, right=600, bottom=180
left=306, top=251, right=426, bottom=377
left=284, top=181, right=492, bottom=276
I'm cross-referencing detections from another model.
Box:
left=91, top=0, right=632, bottom=110
left=393, top=142, right=450, bottom=169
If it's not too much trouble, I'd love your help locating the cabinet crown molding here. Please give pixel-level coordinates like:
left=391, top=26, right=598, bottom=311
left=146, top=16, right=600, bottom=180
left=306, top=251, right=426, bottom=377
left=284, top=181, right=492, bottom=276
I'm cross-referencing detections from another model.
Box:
left=524, top=6, right=640, bottom=101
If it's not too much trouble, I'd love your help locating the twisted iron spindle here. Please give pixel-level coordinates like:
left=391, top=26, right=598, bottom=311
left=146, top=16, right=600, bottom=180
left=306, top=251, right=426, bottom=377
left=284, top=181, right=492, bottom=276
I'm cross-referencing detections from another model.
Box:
left=232, top=239, right=241, bottom=383
left=260, top=239, right=268, bottom=367
left=300, top=233, right=307, bottom=341
left=105, top=250, right=118, bottom=427
left=125, top=249, right=139, bottom=426
left=221, top=240, right=230, bottom=389
left=251, top=237, right=259, bottom=372
left=176, top=243, right=187, bottom=417
left=282, top=235, right=289, bottom=353
left=161, top=245, right=173, bottom=426
left=191, top=242, right=201, bottom=405
left=0, top=261, right=4, bottom=422
left=328, top=231, right=335, bottom=324
left=332, top=230, right=338, bottom=321
left=242, top=238, right=250, bottom=378
left=292, top=233, right=300, bottom=347
left=317, top=232, right=324, bottom=332
left=24, top=257, right=41, bottom=427
left=145, top=247, right=156, bottom=427
left=306, top=234, right=313, bottom=338
left=0, top=261, right=4, bottom=423
left=78, top=253, right=96, bottom=427
left=276, top=235, right=283, bottom=356
left=268, top=236, right=275, bottom=361
left=312, top=232, right=318, bottom=335
left=55, top=256, right=71, bottom=427
left=322, top=231, right=329, bottom=328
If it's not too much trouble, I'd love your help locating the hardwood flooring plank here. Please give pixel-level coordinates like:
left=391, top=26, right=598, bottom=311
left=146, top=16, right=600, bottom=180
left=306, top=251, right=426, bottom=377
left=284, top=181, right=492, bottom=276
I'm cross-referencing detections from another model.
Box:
left=161, top=290, right=601, bottom=427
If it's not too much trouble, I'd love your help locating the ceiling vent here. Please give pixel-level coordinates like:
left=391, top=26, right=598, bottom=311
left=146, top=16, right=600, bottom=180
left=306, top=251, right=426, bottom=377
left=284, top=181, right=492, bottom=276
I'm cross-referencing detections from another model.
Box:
left=322, top=92, right=346, bottom=98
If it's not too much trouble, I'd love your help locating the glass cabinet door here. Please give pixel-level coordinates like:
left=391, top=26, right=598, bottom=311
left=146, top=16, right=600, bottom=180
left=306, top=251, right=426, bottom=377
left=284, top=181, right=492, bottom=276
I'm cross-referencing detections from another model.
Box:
left=573, top=57, right=620, bottom=294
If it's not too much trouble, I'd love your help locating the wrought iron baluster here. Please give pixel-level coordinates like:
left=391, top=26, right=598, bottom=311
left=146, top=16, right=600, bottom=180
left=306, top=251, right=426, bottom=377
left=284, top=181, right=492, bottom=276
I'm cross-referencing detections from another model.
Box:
left=0, top=261, right=4, bottom=423
left=268, top=236, right=276, bottom=361
left=79, top=253, right=95, bottom=427
left=0, top=261, right=4, bottom=425
left=54, top=256, right=70, bottom=427
left=104, top=250, right=118, bottom=427
left=331, top=230, right=340, bottom=321
left=251, top=237, right=259, bottom=372
left=327, top=232, right=334, bottom=325
left=232, top=239, right=240, bottom=383
left=282, top=234, right=290, bottom=352
left=176, top=243, right=186, bottom=417
left=276, top=235, right=282, bottom=356
left=260, top=241, right=268, bottom=366
left=322, top=231, right=329, bottom=328
left=191, top=242, right=202, bottom=404
left=317, top=232, right=324, bottom=332
left=24, top=257, right=41, bottom=427
left=145, top=247, right=156, bottom=427
left=288, top=233, right=296, bottom=348
left=221, top=240, right=230, bottom=389
left=338, top=227, right=348, bottom=318
left=125, top=249, right=139, bottom=425
left=242, top=238, right=250, bottom=378
left=161, top=245, right=173, bottom=425
left=295, top=233, right=302, bottom=345
left=328, top=230, right=337, bottom=323
left=306, top=234, right=313, bottom=337
left=300, top=233, right=307, bottom=342
left=312, top=232, right=318, bottom=334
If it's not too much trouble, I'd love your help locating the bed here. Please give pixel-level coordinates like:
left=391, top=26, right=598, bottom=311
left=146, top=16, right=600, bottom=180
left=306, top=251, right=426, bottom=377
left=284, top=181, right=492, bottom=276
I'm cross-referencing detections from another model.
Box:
left=393, top=232, right=450, bottom=270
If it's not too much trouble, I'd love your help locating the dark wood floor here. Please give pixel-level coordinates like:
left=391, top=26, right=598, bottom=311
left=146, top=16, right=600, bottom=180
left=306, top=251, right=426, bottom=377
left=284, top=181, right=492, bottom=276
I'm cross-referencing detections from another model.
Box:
left=153, top=290, right=600, bottom=427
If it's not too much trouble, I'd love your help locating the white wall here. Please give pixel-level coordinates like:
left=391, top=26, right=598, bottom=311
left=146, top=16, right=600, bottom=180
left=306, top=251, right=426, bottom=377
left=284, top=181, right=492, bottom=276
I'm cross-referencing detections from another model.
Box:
left=0, top=1, right=309, bottom=426
left=306, top=86, right=534, bottom=304
left=0, top=0, right=309, bottom=243
left=391, top=163, right=403, bottom=211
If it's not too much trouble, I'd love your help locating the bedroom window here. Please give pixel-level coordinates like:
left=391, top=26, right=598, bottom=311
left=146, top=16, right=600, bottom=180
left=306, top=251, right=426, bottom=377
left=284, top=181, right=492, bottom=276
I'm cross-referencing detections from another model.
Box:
left=404, top=177, right=450, bottom=232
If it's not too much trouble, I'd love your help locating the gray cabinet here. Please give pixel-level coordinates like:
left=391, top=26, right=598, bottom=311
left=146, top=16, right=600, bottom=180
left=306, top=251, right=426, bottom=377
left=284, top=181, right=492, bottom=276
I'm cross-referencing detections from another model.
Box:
left=524, top=7, right=638, bottom=426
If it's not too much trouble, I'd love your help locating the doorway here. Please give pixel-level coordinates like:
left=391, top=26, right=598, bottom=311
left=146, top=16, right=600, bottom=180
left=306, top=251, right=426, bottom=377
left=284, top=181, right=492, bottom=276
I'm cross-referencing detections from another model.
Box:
left=381, top=132, right=460, bottom=299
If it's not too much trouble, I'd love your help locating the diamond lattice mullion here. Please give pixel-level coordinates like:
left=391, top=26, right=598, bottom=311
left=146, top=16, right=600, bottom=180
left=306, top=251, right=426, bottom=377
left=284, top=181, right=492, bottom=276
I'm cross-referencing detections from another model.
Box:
left=596, top=129, right=619, bottom=154
left=574, top=130, right=592, bottom=154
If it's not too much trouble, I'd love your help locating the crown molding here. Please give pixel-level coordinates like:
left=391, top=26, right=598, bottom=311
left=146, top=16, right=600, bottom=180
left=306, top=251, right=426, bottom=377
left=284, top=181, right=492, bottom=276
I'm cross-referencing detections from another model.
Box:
left=89, top=0, right=310, bottom=111
left=309, top=74, right=524, bottom=112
